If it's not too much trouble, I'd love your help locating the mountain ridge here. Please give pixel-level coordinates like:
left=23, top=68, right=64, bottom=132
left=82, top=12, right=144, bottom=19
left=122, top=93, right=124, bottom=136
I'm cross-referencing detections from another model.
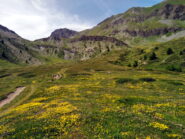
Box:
left=1, top=0, right=185, bottom=64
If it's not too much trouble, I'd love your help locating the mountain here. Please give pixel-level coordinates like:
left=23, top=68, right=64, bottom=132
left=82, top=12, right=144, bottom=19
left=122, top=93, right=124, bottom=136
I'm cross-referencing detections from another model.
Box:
left=0, top=25, right=19, bottom=38
left=1, top=0, right=185, bottom=64
left=59, top=0, right=185, bottom=59
left=0, top=25, right=63, bottom=64
left=0, top=24, right=40, bottom=64
left=81, top=0, right=185, bottom=44
left=37, top=28, right=78, bottom=42
left=35, top=28, right=128, bottom=60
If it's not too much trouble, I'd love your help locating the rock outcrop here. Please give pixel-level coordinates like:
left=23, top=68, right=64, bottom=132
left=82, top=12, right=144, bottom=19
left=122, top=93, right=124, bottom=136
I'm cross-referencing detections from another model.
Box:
left=37, top=28, right=78, bottom=42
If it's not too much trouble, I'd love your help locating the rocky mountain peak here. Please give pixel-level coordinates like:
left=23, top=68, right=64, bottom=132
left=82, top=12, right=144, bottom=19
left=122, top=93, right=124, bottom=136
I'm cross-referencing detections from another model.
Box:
left=36, top=28, right=78, bottom=42
left=49, top=28, right=78, bottom=41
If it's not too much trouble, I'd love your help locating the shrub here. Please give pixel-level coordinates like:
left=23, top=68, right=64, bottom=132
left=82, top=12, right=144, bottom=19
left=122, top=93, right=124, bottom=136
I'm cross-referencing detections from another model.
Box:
left=149, top=52, right=157, bottom=60
left=167, top=48, right=173, bottom=55
left=154, top=47, right=159, bottom=50
left=166, top=65, right=182, bottom=72
left=133, top=61, right=138, bottom=67
left=143, top=55, right=147, bottom=60
left=179, top=51, right=183, bottom=55
left=179, top=49, right=185, bottom=55
left=127, top=63, right=132, bottom=67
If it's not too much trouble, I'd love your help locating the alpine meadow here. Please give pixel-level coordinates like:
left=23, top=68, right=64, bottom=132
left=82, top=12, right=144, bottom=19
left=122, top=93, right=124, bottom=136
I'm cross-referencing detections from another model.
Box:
left=0, top=0, right=185, bottom=138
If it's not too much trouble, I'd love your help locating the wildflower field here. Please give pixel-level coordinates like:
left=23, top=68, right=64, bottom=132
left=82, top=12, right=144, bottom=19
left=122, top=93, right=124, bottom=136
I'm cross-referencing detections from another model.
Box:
left=0, top=53, right=185, bottom=139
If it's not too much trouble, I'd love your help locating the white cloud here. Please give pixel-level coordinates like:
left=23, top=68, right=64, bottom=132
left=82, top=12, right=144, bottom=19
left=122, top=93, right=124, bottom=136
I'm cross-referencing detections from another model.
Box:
left=0, top=0, right=93, bottom=40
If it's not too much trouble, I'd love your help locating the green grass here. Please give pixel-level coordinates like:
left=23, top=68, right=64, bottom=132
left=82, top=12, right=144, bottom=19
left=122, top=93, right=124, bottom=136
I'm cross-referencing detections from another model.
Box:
left=117, top=37, right=185, bottom=72
left=0, top=48, right=184, bottom=138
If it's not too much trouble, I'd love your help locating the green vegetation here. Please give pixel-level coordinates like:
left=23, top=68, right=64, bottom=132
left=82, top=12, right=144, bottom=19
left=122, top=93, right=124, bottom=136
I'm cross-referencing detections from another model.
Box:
left=166, top=64, right=182, bottom=72
left=0, top=46, right=184, bottom=138
left=167, top=48, right=174, bottom=55
left=117, top=37, right=185, bottom=72
left=0, top=0, right=185, bottom=138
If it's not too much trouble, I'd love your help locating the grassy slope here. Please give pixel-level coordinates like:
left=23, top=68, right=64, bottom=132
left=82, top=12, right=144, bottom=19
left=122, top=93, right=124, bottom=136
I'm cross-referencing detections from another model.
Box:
left=117, top=37, right=185, bottom=72
left=0, top=46, right=184, bottom=138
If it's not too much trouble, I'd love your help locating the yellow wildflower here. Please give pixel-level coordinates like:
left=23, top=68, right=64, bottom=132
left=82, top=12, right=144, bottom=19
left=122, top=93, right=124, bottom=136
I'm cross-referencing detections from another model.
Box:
left=121, top=131, right=132, bottom=136
left=146, top=136, right=151, bottom=139
left=46, top=85, right=61, bottom=92
left=32, top=80, right=36, bottom=84
left=154, top=113, right=164, bottom=119
left=149, top=122, right=169, bottom=130
left=167, top=134, right=181, bottom=138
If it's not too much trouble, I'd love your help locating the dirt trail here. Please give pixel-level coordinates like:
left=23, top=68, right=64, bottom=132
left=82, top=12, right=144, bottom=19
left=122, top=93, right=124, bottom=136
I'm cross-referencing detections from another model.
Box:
left=0, top=87, right=26, bottom=108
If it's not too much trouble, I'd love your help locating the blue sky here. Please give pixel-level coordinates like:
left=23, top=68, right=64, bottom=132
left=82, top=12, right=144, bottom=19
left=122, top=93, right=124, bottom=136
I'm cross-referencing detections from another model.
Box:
left=0, top=0, right=163, bottom=40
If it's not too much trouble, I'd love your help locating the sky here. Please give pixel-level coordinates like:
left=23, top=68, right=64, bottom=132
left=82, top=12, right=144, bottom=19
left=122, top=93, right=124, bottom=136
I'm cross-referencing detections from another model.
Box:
left=0, top=0, right=163, bottom=40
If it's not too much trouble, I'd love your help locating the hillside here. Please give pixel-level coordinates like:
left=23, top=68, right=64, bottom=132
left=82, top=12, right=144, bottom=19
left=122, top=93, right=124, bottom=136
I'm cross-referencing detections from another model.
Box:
left=0, top=25, right=65, bottom=64
left=1, top=0, right=185, bottom=64
left=116, top=37, right=185, bottom=72
left=0, top=38, right=185, bottom=138
left=42, top=0, right=185, bottom=60
left=81, top=0, right=185, bottom=44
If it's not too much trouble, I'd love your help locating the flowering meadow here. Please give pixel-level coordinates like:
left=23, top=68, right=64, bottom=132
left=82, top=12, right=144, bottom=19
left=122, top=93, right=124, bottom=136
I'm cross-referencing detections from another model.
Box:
left=0, top=56, right=185, bottom=138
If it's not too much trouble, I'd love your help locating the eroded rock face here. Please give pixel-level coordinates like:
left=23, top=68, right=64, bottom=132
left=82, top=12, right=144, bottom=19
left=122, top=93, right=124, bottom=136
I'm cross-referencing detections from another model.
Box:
left=71, top=36, right=128, bottom=46
left=111, top=4, right=185, bottom=26
left=63, top=35, right=128, bottom=60
left=92, top=3, right=185, bottom=39
left=124, top=27, right=182, bottom=37
left=151, top=4, right=185, bottom=20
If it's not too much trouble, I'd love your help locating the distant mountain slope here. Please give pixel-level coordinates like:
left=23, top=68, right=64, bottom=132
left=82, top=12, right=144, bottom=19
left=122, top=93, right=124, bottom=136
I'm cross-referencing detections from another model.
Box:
left=1, top=0, right=185, bottom=64
left=81, top=0, right=185, bottom=44
left=0, top=25, right=19, bottom=38
left=0, top=25, right=62, bottom=64
left=63, top=35, right=128, bottom=60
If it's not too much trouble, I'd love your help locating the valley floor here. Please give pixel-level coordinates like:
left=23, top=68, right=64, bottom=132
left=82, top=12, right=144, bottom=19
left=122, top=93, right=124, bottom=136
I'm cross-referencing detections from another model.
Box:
left=0, top=56, right=185, bottom=139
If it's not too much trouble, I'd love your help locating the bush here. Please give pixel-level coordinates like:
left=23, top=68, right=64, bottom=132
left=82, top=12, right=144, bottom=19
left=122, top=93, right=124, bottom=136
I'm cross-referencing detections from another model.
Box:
left=133, top=61, right=138, bottom=67
left=154, top=47, right=159, bottom=50
left=179, top=49, right=185, bottom=55
left=167, top=48, right=173, bottom=55
left=143, top=55, right=147, bottom=60
left=166, top=65, right=182, bottom=72
left=179, top=51, right=183, bottom=55
left=127, top=63, right=132, bottom=67
left=149, top=52, right=157, bottom=60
